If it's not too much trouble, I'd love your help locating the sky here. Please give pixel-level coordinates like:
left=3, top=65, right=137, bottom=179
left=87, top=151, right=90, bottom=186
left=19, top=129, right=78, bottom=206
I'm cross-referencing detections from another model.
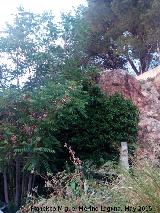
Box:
left=0, top=0, right=87, bottom=30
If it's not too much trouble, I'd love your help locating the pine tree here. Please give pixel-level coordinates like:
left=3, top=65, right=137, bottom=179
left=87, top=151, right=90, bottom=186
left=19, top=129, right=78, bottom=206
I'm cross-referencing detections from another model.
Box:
left=85, top=0, right=160, bottom=74
left=61, top=5, right=126, bottom=70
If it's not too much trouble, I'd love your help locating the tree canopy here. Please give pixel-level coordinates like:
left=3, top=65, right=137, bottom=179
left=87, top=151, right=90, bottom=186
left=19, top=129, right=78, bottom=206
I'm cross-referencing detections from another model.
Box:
left=61, top=5, right=127, bottom=71
left=0, top=7, right=63, bottom=89
left=84, top=0, right=160, bottom=74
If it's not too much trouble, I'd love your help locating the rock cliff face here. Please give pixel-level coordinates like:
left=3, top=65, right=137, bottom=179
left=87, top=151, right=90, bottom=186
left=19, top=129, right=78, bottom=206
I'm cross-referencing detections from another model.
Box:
left=137, top=71, right=160, bottom=162
left=99, top=69, right=147, bottom=111
left=98, top=67, right=160, bottom=163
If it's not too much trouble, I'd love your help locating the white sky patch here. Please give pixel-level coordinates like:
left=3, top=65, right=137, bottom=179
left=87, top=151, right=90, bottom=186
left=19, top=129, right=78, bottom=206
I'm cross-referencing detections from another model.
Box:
left=0, top=0, right=87, bottom=30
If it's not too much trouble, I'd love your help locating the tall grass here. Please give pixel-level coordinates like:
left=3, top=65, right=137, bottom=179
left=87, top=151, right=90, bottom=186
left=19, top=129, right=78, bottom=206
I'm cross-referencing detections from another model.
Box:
left=111, top=160, right=160, bottom=213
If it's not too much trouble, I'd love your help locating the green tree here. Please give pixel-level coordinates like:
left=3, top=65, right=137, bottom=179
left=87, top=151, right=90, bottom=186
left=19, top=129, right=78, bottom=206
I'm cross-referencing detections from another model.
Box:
left=0, top=80, right=73, bottom=208
left=0, top=7, right=63, bottom=90
left=61, top=6, right=127, bottom=71
left=85, top=0, right=160, bottom=74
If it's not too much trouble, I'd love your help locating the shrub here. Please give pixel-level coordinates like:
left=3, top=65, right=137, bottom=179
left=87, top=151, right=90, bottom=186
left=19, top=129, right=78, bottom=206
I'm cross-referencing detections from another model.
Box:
left=53, top=80, right=139, bottom=162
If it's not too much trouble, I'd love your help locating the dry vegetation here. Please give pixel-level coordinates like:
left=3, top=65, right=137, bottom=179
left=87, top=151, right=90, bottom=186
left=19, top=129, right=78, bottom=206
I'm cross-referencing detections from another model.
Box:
left=19, top=156, right=160, bottom=213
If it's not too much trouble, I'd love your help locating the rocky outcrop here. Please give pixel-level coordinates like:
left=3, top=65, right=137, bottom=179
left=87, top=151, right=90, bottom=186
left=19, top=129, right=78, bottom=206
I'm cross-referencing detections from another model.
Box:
left=99, top=69, right=147, bottom=111
left=136, top=71, right=160, bottom=163
left=136, top=65, right=160, bottom=81
left=153, top=73, right=160, bottom=93
left=98, top=67, right=160, bottom=163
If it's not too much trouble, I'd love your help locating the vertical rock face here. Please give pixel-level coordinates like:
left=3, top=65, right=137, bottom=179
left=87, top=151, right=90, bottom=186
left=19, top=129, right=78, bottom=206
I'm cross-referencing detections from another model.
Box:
left=98, top=69, right=147, bottom=110
left=98, top=68, right=160, bottom=163
left=154, top=73, right=160, bottom=93
left=136, top=72, right=160, bottom=163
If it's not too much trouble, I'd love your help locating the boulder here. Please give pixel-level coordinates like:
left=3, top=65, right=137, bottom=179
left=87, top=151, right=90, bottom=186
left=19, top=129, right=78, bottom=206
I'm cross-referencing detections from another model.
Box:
left=98, top=69, right=147, bottom=110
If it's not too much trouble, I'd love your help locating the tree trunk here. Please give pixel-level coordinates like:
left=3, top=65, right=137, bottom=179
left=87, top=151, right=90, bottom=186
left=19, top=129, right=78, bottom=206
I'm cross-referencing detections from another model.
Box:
left=140, top=55, right=147, bottom=74
left=3, top=168, right=9, bottom=204
left=127, top=56, right=140, bottom=75
left=32, top=174, right=35, bottom=190
left=157, top=42, right=160, bottom=65
left=139, top=47, right=152, bottom=74
left=15, top=157, right=21, bottom=207
left=21, top=172, right=29, bottom=200
left=21, top=172, right=25, bottom=201
left=120, top=142, right=129, bottom=170
left=27, top=174, right=33, bottom=197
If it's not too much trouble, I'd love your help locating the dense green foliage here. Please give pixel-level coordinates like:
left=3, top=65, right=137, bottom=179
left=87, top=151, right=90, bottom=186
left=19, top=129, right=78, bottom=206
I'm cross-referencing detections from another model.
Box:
left=61, top=6, right=127, bottom=70
left=54, top=81, right=139, bottom=161
left=0, top=7, right=63, bottom=89
left=84, top=0, right=160, bottom=74
left=61, top=0, right=160, bottom=74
